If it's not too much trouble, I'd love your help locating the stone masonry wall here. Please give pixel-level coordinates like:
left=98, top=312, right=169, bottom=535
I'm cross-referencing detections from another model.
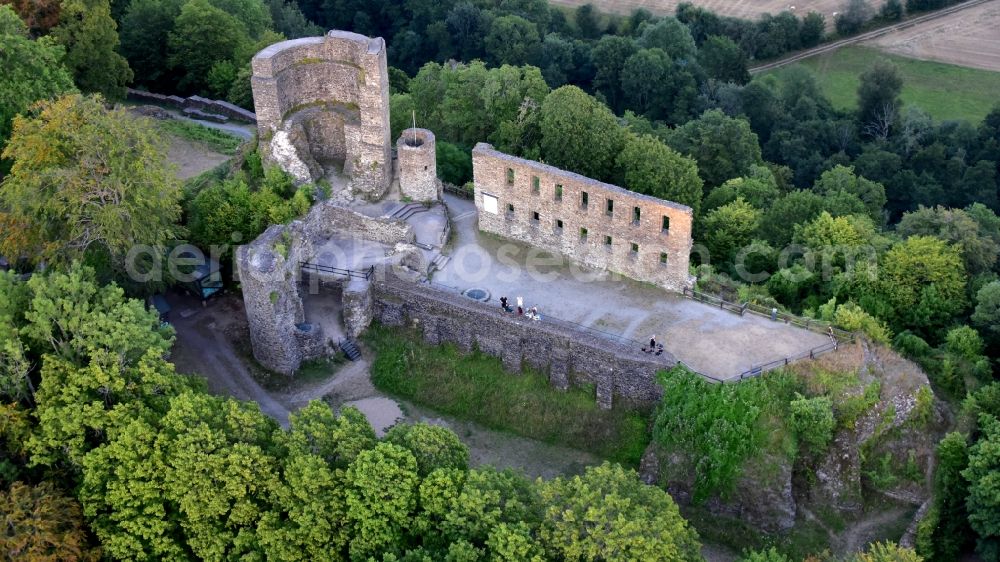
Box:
left=397, top=128, right=440, bottom=202
left=369, top=275, right=676, bottom=409
left=251, top=31, right=391, bottom=199
left=472, top=143, right=694, bottom=292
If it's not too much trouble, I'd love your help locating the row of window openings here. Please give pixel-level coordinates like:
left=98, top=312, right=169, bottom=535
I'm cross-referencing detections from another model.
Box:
left=507, top=202, right=670, bottom=231
left=507, top=171, right=671, bottom=231
left=509, top=207, right=668, bottom=264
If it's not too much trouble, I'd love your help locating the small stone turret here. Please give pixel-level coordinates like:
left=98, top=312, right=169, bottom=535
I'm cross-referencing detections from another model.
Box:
left=397, top=128, right=440, bottom=202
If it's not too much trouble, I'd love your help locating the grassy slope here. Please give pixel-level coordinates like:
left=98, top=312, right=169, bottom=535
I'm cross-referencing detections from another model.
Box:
left=770, top=46, right=1000, bottom=122
left=364, top=324, right=651, bottom=466
left=157, top=119, right=243, bottom=155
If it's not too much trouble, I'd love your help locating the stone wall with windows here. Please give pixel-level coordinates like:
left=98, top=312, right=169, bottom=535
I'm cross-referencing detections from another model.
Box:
left=472, top=143, right=694, bottom=292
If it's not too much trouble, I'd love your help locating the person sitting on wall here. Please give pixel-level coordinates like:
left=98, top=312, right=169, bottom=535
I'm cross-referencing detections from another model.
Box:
left=526, top=306, right=541, bottom=321
left=516, top=296, right=523, bottom=316
left=500, top=296, right=512, bottom=313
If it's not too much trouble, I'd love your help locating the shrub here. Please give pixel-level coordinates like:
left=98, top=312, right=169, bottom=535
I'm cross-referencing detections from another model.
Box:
left=834, top=302, right=892, bottom=344
left=894, top=331, right=932, bottom=359
left=789, top=394, right=835, bottom=457
left=652, top=368, right=795, bottom=502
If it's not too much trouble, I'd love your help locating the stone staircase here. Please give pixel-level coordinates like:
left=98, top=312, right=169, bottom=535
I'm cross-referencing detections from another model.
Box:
left=339, top=338, right=362, bottom=361
left=389, top=202, right=427, bottom=221
left=429, top=254, right=450, bottom=272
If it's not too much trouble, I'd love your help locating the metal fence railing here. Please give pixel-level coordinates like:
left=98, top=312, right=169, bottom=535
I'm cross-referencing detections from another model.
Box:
left=416, top=280, right=854, bottom=383
left=682, top=287, right=854, bottom=342
left=300, top=262, right=375, bottom=281
left=443, top=183, right=474, bottom=199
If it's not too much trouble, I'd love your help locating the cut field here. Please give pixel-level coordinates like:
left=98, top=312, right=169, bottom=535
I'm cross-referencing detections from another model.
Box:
left=867, top=0, right=1000, bottom=72
left=548, top=0, right=886, bottom=24
left=768, top=46, right=1000, bottom=122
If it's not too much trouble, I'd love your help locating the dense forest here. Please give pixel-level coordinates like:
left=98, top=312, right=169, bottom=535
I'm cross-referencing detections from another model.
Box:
left=1, top=0, right=999, bottom=559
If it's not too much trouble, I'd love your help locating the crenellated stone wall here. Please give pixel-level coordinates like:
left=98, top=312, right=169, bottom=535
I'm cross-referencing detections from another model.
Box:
left=397, top=128, right=440, bottom=202
left=472, top=143, right=694, bottom=292
left=368, top=275, right=677, bottom=409
left=251, top=30, right=392, bottom=200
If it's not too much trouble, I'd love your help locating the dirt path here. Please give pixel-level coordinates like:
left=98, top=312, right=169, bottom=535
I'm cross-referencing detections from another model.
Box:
left=275, top=358, right=373, bottom=410
left=169, top=302, right=291, bottom=427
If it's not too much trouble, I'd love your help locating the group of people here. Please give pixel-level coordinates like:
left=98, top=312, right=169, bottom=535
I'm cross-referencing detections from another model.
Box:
left=643, top=335, right=665, bottom=356
left=499, top=296, right=541, bottom=321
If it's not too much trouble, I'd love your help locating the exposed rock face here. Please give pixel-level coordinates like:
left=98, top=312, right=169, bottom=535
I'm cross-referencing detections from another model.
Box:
left=639, top=341, right=941, bottom=534
left=251, top=31, right=392, bottom=200
left=472, top=143, right=694, bottom=293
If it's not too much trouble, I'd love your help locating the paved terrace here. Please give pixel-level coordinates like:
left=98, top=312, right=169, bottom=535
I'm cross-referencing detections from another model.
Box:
left=433, top=194, right=830, bottom=381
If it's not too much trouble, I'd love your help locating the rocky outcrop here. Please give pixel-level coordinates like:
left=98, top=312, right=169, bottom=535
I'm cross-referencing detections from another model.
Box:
left=641, top=444, right=797, bottom=532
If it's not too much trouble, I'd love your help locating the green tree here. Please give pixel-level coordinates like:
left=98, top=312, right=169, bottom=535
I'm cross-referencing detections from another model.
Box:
left=813, top=165, right=887, bottom=224
left=0, top=95, right=183, bottom=277
left=621, top=48, right=674, bottom=120
left=167, top=0, right=251, bottom=93
left=50, top=0, right=132, bottom=99
left=918, top=432, right=972, bottom=562
left=573, top=3, right=601, bottom=39
left=667, top=109, right=763, bottom=188
left=437, top=142, right=473, bottom=185
left=345, top=442, right=420, bottom=560
left=384, top=422, right=470, bottom=477
left=971, top=281, right=1000, bottom=345
left=590, top=35, right=638, bottom=113
left=0, top=6, right=76, bottom=161
left=282, top=401, right=376, bottom=468
left=538, top=462, right=701, bottom=561
left=853, top=542, right=921, bottom=562
left=873, top=236, right=967, bottom=334
left=155, top=392, right=280, bottom=560
left=703, top=170, right=780, bottom=211
left=637, top=16, right=696, bottom=60
left=963, top=416, right=1000, bottom=560
left=617, top=133, right=703, bottom=214
left=484, top=15, right=540, bottom=66
left=23, top=266, right=189, bottom=466
left=119, top=0, right=184, bottom=91
left=540, top=86, right=625, bottom=183
left=702, top=198, right=761, bottom=266
left=789, top=394, right=835, bottom=456
left=741, top=547, right=792, bottom=562
left=698, top=35, right=750, bottom=85
left=898, top=206, right=1000, bottom=275
left=857, top=58, right=903, bottom=139
left=760, top=190, right=826, bottom=246
left=257, top=450, right=350, bottom=562
left=800, top=12, right=826, bottom=47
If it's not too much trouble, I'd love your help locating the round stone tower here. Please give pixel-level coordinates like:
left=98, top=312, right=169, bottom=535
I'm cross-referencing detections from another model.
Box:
left=397, top=128, right=440, bottom=202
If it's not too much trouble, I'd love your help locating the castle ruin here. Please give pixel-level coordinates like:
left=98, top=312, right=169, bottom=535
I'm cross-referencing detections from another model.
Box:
left=241, top=29, right=696, bottom=409
left=251, top=30, right=392, bottom=200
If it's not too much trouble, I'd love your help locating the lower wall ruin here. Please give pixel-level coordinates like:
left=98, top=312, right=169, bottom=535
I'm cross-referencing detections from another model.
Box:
left=367, top=275, right=676, bottom=409
left=237, top=199, right=414, bottom=374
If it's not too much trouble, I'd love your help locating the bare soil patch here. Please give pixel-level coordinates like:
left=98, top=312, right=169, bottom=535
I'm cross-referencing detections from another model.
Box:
left=166, top=135, right=231, bottom=180
left=867, top=0, right=1000, bottom=71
